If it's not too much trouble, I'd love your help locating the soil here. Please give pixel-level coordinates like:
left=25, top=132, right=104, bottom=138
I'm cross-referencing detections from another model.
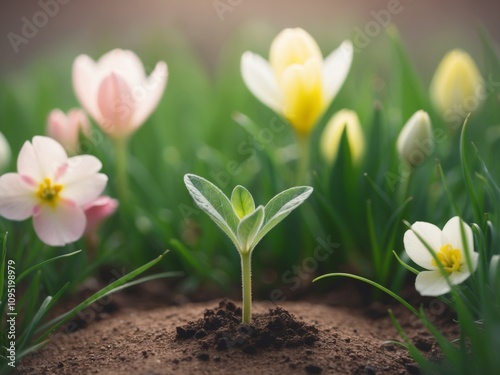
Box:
left=15, top=287, right=458, bottom=375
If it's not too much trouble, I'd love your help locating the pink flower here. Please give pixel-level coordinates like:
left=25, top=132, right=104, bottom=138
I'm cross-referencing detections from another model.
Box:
left=72, top=49, right=168, bottom=139
left=83, top=196, right=118, bottom=236
left=46, top=108, right=90, bottom=154
left=0, top=136, right=107, bottom=246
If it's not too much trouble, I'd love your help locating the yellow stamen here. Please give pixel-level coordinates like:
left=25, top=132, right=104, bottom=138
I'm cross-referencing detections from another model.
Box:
left=432, top=243, right=462, bottom=273
left=36, top=178, right=63, bottom=207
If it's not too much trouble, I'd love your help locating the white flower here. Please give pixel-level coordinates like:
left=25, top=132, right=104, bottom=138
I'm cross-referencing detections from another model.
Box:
left=0, top=136, right=107, bottom=246
left=396, top=110, right=433, bottom=167
left=241, top=28, right=353, bottom=137
left=403, top=216, right=479, bottom=296
left=73, top=49, right=168, bottom=139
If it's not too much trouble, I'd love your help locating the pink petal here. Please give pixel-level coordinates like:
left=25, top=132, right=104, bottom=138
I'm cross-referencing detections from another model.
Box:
left=46, top=109, right=79, bottom=153
left=72, top=54, right=102, bottom=122
left=0, top=173, right=37, bottom=220
left=33, top=200, right=86, bottom=246
left=96, top=49, right=147, bottom=88
left=130, top=61, right=168, bottom=129
left=97, top=72, right=134, bottom=137
left=84, top=196, right=119, bottom=235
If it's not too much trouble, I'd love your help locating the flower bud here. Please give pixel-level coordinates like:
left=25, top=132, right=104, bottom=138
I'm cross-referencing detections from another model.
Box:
left=0, top=131, right=11, bottom=172
left=320, top=109, right=364, bottom=165
left=430, top=49, right=483, bottom=117
left=396, top=110, right=433, bottom=167
left=46, top=108, right=90, bottom=154
left=83, top=196, right=119, bottom=237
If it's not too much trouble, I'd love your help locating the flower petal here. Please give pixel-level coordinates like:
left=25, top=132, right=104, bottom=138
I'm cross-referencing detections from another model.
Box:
left=130, top=61, right=168, bottom=129
left=57, top=155, right=107, bottom=206
left=403, top=221, right=442, bottom=270
left=322, top=40, right=353, bottom=105
left=18, top=136, right=68, bottom=180
left=448, top=269, right=473, bottom=286
left=96, top=49, right=146, bottom=87
left=97, top=72, right=134, bottom=137
left=84, top=196, right=119, bottom=235
left=441, top=216, right=474, bottom=258
left=72, top=54, right=101, bottom=122
left=33, top=200, right=86, bottom=246
left=415, top=270, right=451, bottom=296
left=241, top=51, right=283, bottom=113
left=0, top=173, right=37, bottom=220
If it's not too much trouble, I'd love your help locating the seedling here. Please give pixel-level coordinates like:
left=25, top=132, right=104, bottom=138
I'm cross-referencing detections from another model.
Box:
left=184, top=173, right=313, bottom=324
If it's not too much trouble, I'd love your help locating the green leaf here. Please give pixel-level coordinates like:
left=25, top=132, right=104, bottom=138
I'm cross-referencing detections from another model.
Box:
left=254, top=186, right=313, bottom=245
left=184, top=174, right=240, bottom=247
left=16, top=250, right=82, bottom=284
left=231, top=185, right=255, bottom=219
left=237, top=206, right=264, bottom=253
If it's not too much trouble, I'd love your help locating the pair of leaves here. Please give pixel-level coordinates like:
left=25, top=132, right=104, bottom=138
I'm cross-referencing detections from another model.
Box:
left=184, top=174, right=313, bottom=254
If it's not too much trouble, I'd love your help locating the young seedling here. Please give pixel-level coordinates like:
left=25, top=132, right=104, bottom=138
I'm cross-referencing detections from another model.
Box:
left=184, top=173, right=313, bottom=324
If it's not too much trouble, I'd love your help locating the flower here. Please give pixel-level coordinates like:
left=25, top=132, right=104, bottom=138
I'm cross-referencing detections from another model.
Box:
left=430, top=49, right=483, bottom=116
left=72, top=49, right=168, bottom=139
left=46, top=108, right=90, bottom=154
left=320, top=109, right=364, bottom=165
left=396, top=110, right=433, bottom=167
left=83, top=196, right=118, bottom=236
left=241, top=28, right=353, bottom=137
left=0, top=131, right=11, bottom=172
left=403, top=216, right=479, bottom=296
left=0, top=136, right=108, bottom=246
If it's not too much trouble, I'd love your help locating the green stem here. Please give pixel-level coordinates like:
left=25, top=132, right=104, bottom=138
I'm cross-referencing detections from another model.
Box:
left=113, top=137, right=130, bottom=201
left=296, top=135, right=310, bottom=185
left=240, top=252, right=252, bottom=324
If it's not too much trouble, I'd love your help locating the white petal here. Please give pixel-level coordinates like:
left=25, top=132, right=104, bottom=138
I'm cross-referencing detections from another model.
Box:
left=448, top=270, right=473, bottom=286
left=72, top=54, right=101, bottom=122
left=33, top=201, right=86, bottom=246
left=441, top=216, right=474, bottom=257
left=415, top=270, right=451, bottom=296
left=0, top=173, right=37, bottom=220
left=18, top=136, right=68, bottom=180
left=403, top=221, right=442, bottom=270
left=57, top=155, right=107, bottom=206
left=322, top=40, right=353, bottom=105
left=241, top=51, right=283, bottom=113
left=130, top=61, right=168, bottom=129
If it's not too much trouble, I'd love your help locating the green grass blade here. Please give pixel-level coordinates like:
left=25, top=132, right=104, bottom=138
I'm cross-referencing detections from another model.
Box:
left=313, top=272, right=420, bottom=316
left=16, top=250, right=82, bottom=284
left=35, top=250, right=170, bottom=342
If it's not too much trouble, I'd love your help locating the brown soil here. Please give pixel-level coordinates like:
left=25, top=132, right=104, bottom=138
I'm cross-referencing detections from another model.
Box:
left=14, top=293, right=456, bottom=375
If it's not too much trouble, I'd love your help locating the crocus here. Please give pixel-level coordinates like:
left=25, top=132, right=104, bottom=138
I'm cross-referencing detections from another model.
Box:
left=430, top=49, right=483, bottom=116
left=46, top=108, right=90, bottom=154
left=320, top=109, right=364, bottom=165
left=396, top=110, right=433, bottom=167
left=83, top=196, right=118, bottom=236
left=241, top=28, right=353, bottom=137
left=403, top=216, right=479, bottom=296
left=72, top=49, right=168, bottom=139
left=0, top=131, right=11, bottom=172
left=0, top=136, right=107, bottom=246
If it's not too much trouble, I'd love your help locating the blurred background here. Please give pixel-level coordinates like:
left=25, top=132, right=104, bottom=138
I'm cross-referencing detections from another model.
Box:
left=1, top=0, right=500, bottom=74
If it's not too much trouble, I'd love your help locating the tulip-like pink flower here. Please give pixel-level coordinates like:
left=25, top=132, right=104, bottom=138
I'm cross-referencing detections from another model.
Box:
left=72, top=49, right=168, bottom=139
left=83, top=196, right=118, bottom=236
left=46, top=108, right=90, bottom=154
left=0, top=136, right=108, bottom=246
